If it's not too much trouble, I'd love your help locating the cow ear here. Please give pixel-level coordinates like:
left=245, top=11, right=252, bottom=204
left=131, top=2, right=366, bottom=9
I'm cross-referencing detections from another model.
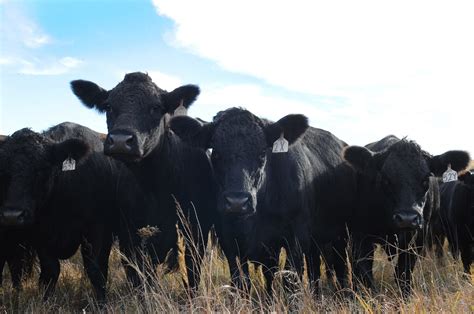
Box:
left=343, top=146, right=375, bottom=171
left=264, top=114, right=309, bottom=147
left=163, top=84, right=200, bottom=114
left=49, top=139, right=91, bottom=166
left=429, top=150, right=471, bottom=176
left=169, top=116, right=213, bottom=149
left=70, top=80, right=109, bottom=113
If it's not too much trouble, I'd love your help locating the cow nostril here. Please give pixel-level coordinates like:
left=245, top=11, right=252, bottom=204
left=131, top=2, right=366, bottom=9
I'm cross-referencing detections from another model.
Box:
left=223, top=193, right=252, bottom=213
left=125, top=136, right=134, bottom=147
left=17, top=211, right=25, bottom=224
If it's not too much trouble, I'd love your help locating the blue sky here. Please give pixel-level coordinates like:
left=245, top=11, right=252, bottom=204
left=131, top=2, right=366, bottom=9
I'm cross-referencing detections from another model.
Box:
left=1, top=0, right=473, bottom=155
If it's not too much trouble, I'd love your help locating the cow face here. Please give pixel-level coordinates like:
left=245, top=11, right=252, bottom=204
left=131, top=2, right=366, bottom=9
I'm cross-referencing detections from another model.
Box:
left=0, top=129, right=89, bottom=227
left=344, top=140, right=470, bottom=231
left=170, top=108, right=309, bottom=216
left=71, top=72, right=200, bottom=162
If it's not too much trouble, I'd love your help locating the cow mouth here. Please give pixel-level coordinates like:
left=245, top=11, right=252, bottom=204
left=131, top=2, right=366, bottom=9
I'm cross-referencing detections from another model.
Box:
left=0, top=207, right=34, bottom=227
left=104, top=151, right=143, bottom=163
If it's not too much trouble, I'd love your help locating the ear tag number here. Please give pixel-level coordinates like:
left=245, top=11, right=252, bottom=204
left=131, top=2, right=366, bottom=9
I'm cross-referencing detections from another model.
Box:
left=442, top=164, right=457, bottom=182
left=62, top=157, right=76, bottom=172
left=272, top=133, right=289, bottom=153
left=174, top=99, right=187, bottom=116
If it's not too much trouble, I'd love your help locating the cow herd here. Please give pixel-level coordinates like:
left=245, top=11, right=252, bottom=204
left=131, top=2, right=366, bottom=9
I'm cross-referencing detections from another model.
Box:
left=0, top=72, right=472, bottom=304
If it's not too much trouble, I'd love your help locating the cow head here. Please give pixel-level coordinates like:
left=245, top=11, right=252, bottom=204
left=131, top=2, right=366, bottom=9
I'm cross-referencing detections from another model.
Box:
left=71, top=72, right=200, bottom=162
left=170, top=108, right=309, bottom=216
left=344, top=140, right=470, bottom=231
left=0, top=129, right=90, bottom=227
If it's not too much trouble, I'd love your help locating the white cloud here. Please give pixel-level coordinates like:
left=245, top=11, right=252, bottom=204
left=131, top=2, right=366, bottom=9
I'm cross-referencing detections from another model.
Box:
left=17, top=57, right=83, bottom=76
left=1, top=1, right=51, bottom=49
left=0, top=2, right=83, bottom=76
left=153, top=0, right=474, bottom=155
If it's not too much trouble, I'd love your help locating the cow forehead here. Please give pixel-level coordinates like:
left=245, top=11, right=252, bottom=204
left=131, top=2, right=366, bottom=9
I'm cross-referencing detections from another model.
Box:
left=212, top=117, right=266, bottom=151
left=382, top=151, right=429, bottom=181
left=0, top=133, right=51, bottom=171
left=109, top=80, right=164, bottom=108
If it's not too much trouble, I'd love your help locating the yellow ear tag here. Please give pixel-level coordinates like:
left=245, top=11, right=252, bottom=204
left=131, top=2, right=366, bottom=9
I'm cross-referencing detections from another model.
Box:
left=442, top=164, right=457, bottom=182
left=272, top=133, right=289, bottom=153
left=62, top=157, right=76, bottom=171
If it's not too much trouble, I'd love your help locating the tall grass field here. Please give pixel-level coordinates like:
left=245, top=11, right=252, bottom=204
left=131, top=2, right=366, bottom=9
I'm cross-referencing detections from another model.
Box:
left=1, top=235, right=473, bottom=312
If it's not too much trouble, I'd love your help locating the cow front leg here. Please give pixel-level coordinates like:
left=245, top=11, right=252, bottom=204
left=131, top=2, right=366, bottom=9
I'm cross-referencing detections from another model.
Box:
left=81, top=235, right=113, bottom=304
left=38, top=250, right=60, bottom=301
left=352, top=238, right=375, bottom=291
left=460, top=242, right=472, bottom=274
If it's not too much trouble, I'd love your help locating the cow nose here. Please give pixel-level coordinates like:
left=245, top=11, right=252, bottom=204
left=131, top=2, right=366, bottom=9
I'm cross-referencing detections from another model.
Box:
left=392, top=212, right=422, bottom=230
left=223, top=192, right=252, bottom=214
left=105, top=132, right=137, bottom=155
left=0, top=208, right=27, bottom=226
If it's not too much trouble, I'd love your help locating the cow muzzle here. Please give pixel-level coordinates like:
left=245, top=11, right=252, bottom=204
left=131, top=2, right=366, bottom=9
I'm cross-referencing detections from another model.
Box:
left=104, top=131, right=142, bottom=161
left=222, top=191, right=255, bottom=215
left=392, top=212, right=423, bottom=230
left=0, top=207, right=31, bottom=227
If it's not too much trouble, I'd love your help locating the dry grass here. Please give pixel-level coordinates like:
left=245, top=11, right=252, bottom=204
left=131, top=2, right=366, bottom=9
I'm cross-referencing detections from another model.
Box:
left=0, top=237, right=473, bottom=313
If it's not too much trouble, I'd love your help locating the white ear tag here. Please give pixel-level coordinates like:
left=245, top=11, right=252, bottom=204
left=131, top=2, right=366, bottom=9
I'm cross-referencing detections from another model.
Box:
left=62, top=157, right=76, bottom=172
left=272, top=133, right=289, bottom=153
left=442, top=164, right=457, bottom=182
left=174, top=99, right=187, bottom=116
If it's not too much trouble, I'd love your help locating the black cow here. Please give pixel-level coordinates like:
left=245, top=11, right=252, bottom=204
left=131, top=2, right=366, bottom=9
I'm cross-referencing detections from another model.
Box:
left=70, top=72, right=216, bottom=290
left=335, top=135, right=470, bottom=296
left=0, top=153, right=35, bottom=289
left=430, top=170, right=474, bottom=272
left=170, top=107, right=348, bottom=292
left=0, top=122, right=124, bottom=302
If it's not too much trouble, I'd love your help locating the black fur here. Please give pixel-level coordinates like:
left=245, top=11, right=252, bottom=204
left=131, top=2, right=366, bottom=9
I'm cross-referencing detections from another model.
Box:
left=171, top=107, right=346, bottom=292
left=70, top=72, right=216, bottom=291
left=0, top=158, right=35, bottom=289
left=0, top=122, right=128, bottom=302
left=430, top=171, right=474, bottom=272
left=324, top=135, right=470, bottom=296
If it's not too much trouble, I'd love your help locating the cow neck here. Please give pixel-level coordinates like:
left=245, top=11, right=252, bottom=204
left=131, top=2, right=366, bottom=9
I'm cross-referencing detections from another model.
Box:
left=128, top=129, right=177, bottom=192
left=258, top=150, right=294, bottom=218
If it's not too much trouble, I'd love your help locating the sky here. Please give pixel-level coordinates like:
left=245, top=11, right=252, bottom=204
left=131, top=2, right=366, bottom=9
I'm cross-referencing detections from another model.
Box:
left=1, top=0, right=473, bottom=155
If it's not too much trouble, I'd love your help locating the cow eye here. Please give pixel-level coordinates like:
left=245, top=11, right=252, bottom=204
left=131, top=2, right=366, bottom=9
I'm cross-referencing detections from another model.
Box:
left=150, top=104, right=163, bottom=115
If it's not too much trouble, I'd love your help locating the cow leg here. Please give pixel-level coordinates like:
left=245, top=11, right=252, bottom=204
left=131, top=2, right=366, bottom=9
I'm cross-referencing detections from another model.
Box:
left=434, top=234, right=445, bottom=259
left=352, top=237, right=375, bottom=291
left=394, top=234, right=421, bottom=298
left=38, top=250, right=60, bottom=300
left=80, top=234, right=113, bottom=304
left=7, top=254, right=25, bottom=291
left=0, top=257, right=5, bottom=286
left=395, top=250, right=417, bottom=298
left=258, top=253, right=278, bottom=296
left=227, top=255, right=250, bottom=291
left=118, top=238, right=142, bottom=287
left=460, top=242, right=472, bottom=274
left=330, top=237, right=349, bottom=289
left=184, top=246, right=203, bottom=293
left=306, top=245, right=321, bottom=294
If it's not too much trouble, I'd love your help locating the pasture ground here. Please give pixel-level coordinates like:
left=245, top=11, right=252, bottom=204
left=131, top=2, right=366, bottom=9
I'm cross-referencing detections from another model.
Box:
left=0, top=238, right=473, bottom=313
